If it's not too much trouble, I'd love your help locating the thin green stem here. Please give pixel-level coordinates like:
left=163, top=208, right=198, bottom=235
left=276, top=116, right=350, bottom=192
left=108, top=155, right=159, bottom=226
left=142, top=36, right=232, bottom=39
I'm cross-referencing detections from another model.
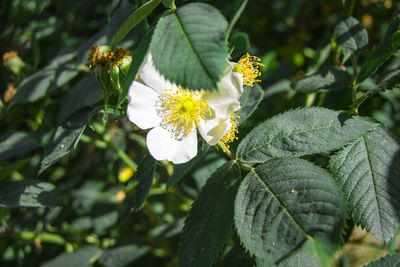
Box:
left=217, top=143, right=254, bottom=172
left=343, top=0, right=356, bottom=17
left=226, top=0, right=248, bottom=40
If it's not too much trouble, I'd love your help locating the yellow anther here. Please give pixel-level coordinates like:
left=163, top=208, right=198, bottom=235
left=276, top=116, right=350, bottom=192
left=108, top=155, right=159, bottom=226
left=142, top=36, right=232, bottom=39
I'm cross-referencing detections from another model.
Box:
left=234, top=53, right=264, bottom=87
left=219, top=113, right=240, bottom=152
left=158, top=88, right=211, bottom=138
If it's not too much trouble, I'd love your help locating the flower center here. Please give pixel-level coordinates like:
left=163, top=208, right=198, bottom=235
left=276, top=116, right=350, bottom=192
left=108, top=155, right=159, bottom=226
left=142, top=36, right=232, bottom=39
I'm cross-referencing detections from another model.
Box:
left=219, top=113, right=240, bottom=152
left=234, top=53, right=264, bottom=87
left=158, top=88, right=211, bottom=138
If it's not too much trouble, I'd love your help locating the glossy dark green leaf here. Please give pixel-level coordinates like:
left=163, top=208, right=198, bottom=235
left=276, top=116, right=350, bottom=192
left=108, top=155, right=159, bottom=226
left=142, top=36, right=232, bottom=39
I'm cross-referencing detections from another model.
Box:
left=293, top=66, right=352, bottom=93
left=110, top=0, right=160, bottom=48
left=41, top=245, right=101, bottom=267
left=256, top=250, right=321, bottom=267
left=150, top=3, right=228, bottom=91
left=330, top=126, right=400, bottom=242
left=0, top=131, right=39, bottom=161
left=333, top=16, right=368, bottom=54
left=364, top=254, right=400, bottom=267
left=357, top=15, right=400, bottom=83
left=132, top=156, right=156, bottom=211
left=57, top=76, right=102, bottom=124
left=0, top=179, right=63, bottom=207
left=352, top=69, right=400, bottom=109
left=39, top=107, right=93, bottom=174
left=179, top=161, right=241, bottom=267
left=99, top=237, right=150, bottom=267
left=9, top=52, right=79, bottom=106
left=237, top=108, right=377, bottom=163
left=235, top=158, right=345, bottom=264
left=117, top=28, right=153, bottom=106
left=237, top=84, right=264, bottom=124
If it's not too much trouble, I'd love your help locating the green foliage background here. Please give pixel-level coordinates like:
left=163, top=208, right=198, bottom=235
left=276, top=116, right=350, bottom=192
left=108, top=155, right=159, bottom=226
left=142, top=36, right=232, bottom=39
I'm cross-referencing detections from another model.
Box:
left=1, top=0, right=400, bottom=266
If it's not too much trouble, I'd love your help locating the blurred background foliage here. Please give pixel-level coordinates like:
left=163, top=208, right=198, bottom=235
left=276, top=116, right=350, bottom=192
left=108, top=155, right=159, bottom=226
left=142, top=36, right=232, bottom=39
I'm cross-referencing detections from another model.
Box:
left=0, top=0, right=399, bottom=266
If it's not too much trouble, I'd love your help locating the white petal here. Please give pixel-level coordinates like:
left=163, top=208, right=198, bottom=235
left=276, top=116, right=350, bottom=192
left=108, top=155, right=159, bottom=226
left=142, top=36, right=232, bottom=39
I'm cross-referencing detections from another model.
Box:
left=203, top=64, right=243, bottom=119
left=198, top=116, right=230, bottom=146
left=146, top=127, right=198, bottom=164
left=138, top=53, right=180, bottom=94
left=127, top=81, right=161, bottom=129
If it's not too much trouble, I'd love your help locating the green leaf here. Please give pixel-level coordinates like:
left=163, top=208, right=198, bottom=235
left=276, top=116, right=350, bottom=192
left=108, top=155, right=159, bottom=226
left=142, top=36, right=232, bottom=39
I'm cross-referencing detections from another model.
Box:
left=132, top=156, right=156, bottom=211
left=365, top=254, right=400, bottom=267
left=41, top=245, right=101, bottom=267
left=352, top=69, right=400, bottom=109
left=333, top=16, right=368, bottom=55
left=237, top=107, right=377, bottom=164
left=150, top=3, right=228, bottom=91
left=0, top=158, right=30, bottom=182
left=9, top=52, right=79, bottom=106
left=256, top=250, right=321, bottom=267
left=357, top=15, right=400, bottom=83
left=234, top=158, right=345, bottom=264
left=166, top=145, right=209, bottom=189
left=57, top=76, right=102, bottom=124
left=293, top=66, right=352, bottom=93
left=178, top=161, right=241, bottom=267
left=329, top=126, right=400, bottom=242
left=230, top=32, right=250, bottom=59
left=39, top=107, right=93, bottom=174
left=99, top=237, right=150, bottom=267
left=0, top=179, right=63, bottom=207
left=237, top=84, right=264, bottom=124
left=110, top=0, right=160, bottom=48
left=117, top=28, right=153, bottom=106
left=0, top=131, right=39, bottom=161
left=161, top=0, right=175, bottom=9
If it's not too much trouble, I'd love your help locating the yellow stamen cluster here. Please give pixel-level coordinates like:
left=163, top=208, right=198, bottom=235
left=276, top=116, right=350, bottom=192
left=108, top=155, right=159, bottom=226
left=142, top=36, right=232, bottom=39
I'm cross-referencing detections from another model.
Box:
left=2, top=51, right=18, bottom=66
left=158, top=88, right=211, bottom=138
left=88, top=45, right=131, bottom=70
left=4, top=83, right=16, bottom=103
left=234, top=53, right=264, bottom=87
left=219, top=113, right=240, bottom=152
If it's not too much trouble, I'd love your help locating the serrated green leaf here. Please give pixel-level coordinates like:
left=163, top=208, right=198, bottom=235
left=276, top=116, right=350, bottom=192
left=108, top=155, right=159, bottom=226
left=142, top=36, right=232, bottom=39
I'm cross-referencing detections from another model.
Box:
left=117, top=28, right=153, bottom=106
left=364, top=254, right=400, bottom=267
left=178, top=161, right=241, bottom=267
left=234, top=158, right=345, bottom=264
left=0, top=131, right=39, bottom=161
left=41, top=245, right=101, bottom=267
left=357, top=15, right=400, bottom=83
left=329, top=126, right=400, bottom=242
left=99, top=237, right=150, bottom=267
left=39, top=107, right=93, bottom=174
left=237, top=84, right=264, bottom=124
left=237, top=107, right=377, bottom=163
left=132, top=156, right=156, bottom=211
left=293, top=66, right=352, bottom=93
left=150, top=3, right=228, bottom=91
left=0, top=179, right=63, bottom=207
left=352, top=69, right=400, bottom=109
left=333, top=16, right=368, bottom=55
left=166, top=145, right=209, bottom=189
left=110, top=0, right=160, bottom=48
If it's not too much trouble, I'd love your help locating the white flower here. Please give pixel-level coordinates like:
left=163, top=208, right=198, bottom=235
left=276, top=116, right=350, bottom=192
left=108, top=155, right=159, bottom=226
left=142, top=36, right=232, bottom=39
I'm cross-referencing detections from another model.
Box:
left=126, top=53, right=243, bottom=164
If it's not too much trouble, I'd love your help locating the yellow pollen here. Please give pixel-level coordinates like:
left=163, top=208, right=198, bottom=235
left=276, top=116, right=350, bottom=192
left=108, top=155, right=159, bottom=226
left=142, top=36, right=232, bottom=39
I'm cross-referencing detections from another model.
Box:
left=234, top=53, right=264, bottom=87
left=158, top=88, right=211, bottom=138
left=219, top=113, right=240, bottom=152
